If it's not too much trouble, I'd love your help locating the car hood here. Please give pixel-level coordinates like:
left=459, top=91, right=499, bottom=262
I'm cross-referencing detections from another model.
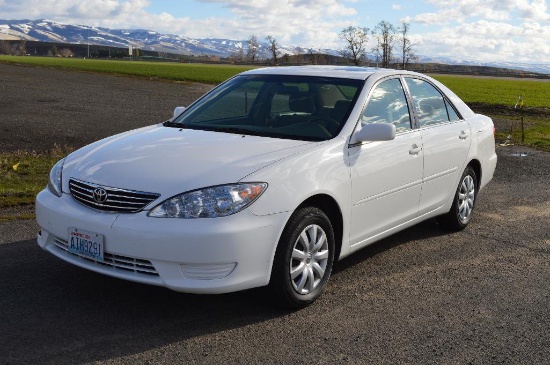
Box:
left=62, top=125, right=316, bottom=200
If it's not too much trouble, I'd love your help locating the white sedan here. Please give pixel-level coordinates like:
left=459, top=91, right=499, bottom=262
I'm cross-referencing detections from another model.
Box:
left=36, top=66, right=497, bottom=308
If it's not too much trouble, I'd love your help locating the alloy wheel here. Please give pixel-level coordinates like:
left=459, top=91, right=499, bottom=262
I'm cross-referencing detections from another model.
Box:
left=290, top=224, right=329, bottom=295
left=458, top=175, right=475, bottom=222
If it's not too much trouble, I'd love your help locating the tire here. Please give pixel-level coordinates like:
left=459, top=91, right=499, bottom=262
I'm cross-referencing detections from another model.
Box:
left=269, top=207, right=335, bottom=309
left=437, top=166, right=478, bottom=231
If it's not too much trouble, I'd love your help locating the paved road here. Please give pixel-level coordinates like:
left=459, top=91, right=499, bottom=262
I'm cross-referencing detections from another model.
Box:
left=1, top=64, right=549, bottom=364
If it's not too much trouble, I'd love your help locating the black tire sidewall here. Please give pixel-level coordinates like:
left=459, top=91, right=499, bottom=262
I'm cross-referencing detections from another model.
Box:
left=452, top=166, right=478, bottom=229
left=270, top=207, right=335, bottom=308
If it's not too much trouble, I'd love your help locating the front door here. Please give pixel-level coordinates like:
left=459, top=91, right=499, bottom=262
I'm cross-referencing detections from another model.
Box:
left=348, top=78, right=423, bottom=250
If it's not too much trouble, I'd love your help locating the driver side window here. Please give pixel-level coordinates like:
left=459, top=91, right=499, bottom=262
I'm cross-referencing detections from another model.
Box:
left=361, top=78, right=412, bottom=133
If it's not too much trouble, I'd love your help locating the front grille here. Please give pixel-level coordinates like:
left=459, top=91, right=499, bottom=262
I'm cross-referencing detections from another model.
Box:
left=69, top=178, right=160, bottom=213
left=52, top=236, right=159, bottom=276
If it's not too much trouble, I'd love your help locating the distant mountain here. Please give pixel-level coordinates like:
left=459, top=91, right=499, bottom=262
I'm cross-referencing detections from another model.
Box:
left=416, top=55, right=550, bottom=76
left=1, top=19, right=549, bottom=74
left=0, top=18, right=298, bottom=58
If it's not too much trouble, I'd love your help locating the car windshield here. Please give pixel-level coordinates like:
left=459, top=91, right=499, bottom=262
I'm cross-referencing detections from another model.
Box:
left=169, top=75, right=364, bottom=141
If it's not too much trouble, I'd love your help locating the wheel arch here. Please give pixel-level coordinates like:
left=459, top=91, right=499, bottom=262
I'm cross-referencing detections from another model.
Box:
left=467, top=158, right=482, bottom=189
left=295, top=194, right=344, bottom=261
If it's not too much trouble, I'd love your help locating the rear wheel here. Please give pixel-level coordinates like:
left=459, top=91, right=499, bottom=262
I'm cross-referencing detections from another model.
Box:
left=269, top=207, right=335, bottom=309
left=437, top=166, right=477, bottom=231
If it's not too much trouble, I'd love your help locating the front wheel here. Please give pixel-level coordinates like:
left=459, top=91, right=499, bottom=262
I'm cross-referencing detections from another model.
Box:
left=269, top=207, right=335, bottom=309
left=437, top=166, right=477, bottom=231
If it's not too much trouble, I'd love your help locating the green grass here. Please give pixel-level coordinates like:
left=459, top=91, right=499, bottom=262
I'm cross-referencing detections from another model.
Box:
left=528, top=120, right=550, bottom=150
left=494, top=115, right=550, bottom=151
left=0, top=55, right=254, bottom=84
left=431, top=75, right=549, bottom=152
left=432, top=74, right=550, bottom=109
left=0, top=214, right=35, bottom=223
left=0, top=147, right=71, bottom=209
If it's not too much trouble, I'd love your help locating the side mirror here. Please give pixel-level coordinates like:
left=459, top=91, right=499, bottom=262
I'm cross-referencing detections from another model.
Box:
left=351, top=123, right=396, bottom=144
left=173, top=106, right=186, bottom=118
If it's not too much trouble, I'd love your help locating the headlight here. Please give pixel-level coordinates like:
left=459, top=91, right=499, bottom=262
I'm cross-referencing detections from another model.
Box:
left=48, top=158, right=65, bottom=197
left=148, top=183, right=267, bottom=218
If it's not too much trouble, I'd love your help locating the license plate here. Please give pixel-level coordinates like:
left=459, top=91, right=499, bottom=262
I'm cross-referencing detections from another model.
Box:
left=68, top=228, right=104, bottom=262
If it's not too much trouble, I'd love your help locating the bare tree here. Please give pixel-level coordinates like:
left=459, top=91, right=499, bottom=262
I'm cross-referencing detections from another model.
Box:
left=282, top=53, right=291, bottom=64
left=229, top=47, right=245, bottom=63
left=316, top=49, right=328, bottom=65
left=48, top=45, right=59, bottom=57
left=293, top=49, right=304, bottom=65
left=247, top=34, right=260, bottom=63
left=3, top=40, right=27, bottom=56
left=266, top=35, right=279, bottom=65
left=398, top=21, right=416, bottom=69
left=16, top=40, right=26, bottom=56
left=371, top=38, right=381, bottom=67
left=59, top=48, right=74, bottom=57
left=308, top=48, right=318, bottom=65
left=372, top=21, right=396, bottom=67
left=339, top=26, right=369, bottom=65
left=0, top=40, right=12, bottom=55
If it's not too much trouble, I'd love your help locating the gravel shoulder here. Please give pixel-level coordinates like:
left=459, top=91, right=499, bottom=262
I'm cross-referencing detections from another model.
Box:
left=0, top=64, right=549, bottom=364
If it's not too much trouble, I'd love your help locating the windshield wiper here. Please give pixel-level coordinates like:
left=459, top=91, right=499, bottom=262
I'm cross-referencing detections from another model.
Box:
left=204, top=126, right=258, bottom=135
left=201, top=126, right=288, bottom=138
left=163, top=120, right=182, bottom=128
left=163, top=122, right=241, bottom=134
left=162, top=123, right=324, bottom=141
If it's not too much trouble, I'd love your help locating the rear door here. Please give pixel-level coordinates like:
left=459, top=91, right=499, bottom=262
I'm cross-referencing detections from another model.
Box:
left=404, top=77, right=472, bottom=215
left=348, top=77, right=423, bottom=249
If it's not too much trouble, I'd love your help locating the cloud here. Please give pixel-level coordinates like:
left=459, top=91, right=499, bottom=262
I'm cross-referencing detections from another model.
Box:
left=517, top=0, right=550, bottom=20
left=416, top=20, right=550, bottom=62
left=199, top=0, right=356, bottom=17
left=406, top=0, right=550, bottom=62
left=414, top=12, right=447, bottom=25
left=0, top=0, right=152, bottom=20
left=0, top=0, right=357, bottom=48
left=416, top=0, right=550, bottom=24
left=188, top=0, right=357, bottom=47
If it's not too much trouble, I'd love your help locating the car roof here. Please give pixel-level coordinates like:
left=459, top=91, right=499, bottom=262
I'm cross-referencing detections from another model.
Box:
left=241, top=65, right=408, bottom=80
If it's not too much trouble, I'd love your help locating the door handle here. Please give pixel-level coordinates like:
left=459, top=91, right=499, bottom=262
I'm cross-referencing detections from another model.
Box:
left=409, top=144, right=422, bottom=155
left=459, top=131, right=469, bottom=139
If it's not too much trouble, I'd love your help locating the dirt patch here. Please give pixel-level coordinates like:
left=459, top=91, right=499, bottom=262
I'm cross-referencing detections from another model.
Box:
left=469, top=102, right=550, bottom=118
left=480, top=201, right=550, bottom=221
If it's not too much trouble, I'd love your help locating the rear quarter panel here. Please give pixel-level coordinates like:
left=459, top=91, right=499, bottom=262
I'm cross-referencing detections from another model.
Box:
left=467, top=114, right=497, bottom=190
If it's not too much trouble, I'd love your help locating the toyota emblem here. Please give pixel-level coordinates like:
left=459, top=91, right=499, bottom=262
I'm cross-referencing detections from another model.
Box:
left=93, top=188, right=108, bottom=203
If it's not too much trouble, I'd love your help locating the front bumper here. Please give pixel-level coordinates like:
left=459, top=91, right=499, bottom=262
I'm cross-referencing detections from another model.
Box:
left=36, top=189, right=290, bottom=294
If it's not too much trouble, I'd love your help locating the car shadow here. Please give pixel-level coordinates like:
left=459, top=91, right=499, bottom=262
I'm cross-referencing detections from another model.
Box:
left=0, top=219, right=448, bottom=363
left=333, top=218, right=447, bottom=275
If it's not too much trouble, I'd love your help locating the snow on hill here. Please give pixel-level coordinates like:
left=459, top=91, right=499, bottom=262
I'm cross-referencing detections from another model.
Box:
left=1, top=19, right=548, bottom=74
left=0, top=19, right=291, bottom=58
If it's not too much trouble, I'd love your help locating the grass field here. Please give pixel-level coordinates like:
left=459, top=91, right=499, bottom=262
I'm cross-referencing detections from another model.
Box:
left=0, top=147, right=71, bottom=219
left=0, top=56, right=548, bottom=217
left=431, top=74, right=550, bottom=109
left=0, top=55, right=255, bottom=84
left=1, top=56, right=549, bottom=108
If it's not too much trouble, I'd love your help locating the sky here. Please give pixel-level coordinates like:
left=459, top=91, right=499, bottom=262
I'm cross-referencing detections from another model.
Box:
left=1, top=0, right=549, bottom=63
